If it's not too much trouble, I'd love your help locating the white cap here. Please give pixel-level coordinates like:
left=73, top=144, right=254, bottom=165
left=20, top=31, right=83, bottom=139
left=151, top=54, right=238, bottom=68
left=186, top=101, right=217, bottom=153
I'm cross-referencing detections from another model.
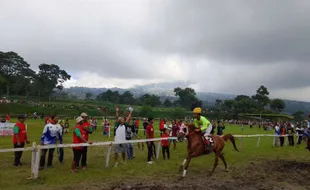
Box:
left=80, top=112, right=88, bottom=117
left=76, top=116, right=83, bottom=123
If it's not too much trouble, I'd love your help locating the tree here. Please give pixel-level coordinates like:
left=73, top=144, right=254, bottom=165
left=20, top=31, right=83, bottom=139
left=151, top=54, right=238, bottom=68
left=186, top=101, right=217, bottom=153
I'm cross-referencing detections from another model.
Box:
left=34, top=64, right=71, bottom=98
left=139, top=94, right=161, bottom=107
left=97, top=90, right=120, bottom=103
left=292, top=111, right=304, bottom=121
left=174, top=87, right=202, bottom=110
left=85, top=92, right=93, bottom=100
left=270, top=98, right=285, bottom=112
left=163, top=99, right=173, bottom=107
left=119, top=91, right=135, bottom=105
left=0, top=51, right=36, bottom=97
left=252, top=85, right=270, bottom=111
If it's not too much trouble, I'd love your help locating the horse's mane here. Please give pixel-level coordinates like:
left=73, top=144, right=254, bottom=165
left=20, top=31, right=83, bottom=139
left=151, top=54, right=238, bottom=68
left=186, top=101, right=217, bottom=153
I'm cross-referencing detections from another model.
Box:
left=185, top=123, right=196, bottom=131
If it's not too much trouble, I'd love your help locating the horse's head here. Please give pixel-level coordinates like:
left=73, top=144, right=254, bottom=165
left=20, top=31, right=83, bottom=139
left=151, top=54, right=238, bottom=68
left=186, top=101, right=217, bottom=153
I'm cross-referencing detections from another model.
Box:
left=177, top=122, right=197, bottom=142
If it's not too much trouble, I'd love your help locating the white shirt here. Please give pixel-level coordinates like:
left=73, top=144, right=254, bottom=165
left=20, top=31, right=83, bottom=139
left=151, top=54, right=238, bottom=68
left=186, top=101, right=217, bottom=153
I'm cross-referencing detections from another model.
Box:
left=115, top=124, right=126, bottom=142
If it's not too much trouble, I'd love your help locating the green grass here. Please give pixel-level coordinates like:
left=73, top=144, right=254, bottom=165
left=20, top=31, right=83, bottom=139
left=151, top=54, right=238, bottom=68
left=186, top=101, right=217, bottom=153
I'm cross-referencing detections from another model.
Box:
left=0, top=119, right=308, bottom=190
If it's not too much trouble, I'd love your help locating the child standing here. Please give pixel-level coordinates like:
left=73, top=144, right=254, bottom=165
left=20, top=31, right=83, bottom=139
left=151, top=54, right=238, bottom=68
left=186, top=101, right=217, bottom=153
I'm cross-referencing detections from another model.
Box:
left=161, top=129, right=170, bottom=160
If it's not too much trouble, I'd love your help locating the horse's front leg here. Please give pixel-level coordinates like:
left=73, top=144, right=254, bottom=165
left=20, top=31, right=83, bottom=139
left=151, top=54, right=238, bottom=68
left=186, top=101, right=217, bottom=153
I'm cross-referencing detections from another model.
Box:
left=182, top=156, right=192, bottom=177
left=179, top=158, right=187, bottom=172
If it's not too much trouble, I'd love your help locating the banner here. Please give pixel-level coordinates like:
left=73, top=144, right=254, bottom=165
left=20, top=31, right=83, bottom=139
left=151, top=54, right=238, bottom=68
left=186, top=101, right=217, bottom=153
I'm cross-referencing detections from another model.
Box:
left=0, top=123, right=15, bottom=136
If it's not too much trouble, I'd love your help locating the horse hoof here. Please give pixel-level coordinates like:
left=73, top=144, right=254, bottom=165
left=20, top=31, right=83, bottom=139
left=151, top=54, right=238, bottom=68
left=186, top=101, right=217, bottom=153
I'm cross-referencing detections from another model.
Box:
left=225, top=168, right=229, bottom=172
left=178, top=176, right=184, bottom=181
left=208, top=172, right=213, bottom=177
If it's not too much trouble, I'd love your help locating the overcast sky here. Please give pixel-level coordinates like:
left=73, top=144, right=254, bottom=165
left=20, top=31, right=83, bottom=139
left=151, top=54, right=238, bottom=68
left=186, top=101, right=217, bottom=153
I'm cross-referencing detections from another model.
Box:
left=1, top=0, right=310, bottom=101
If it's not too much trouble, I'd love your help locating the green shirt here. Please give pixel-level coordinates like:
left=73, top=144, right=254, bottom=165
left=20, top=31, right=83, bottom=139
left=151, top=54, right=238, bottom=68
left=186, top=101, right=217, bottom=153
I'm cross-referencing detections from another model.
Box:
left=194, top=116, right=211, bottom=131
left=14, top=126, right=19, bottom=134
left=74, top=128, right=81, bottom=137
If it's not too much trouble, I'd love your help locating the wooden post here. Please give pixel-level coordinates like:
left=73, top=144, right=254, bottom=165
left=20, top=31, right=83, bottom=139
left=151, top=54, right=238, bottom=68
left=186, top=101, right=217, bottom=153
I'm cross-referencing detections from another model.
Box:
left=256, top=136, right=261, bottom=147
left=33, top=146, right=42, bottom=179
left=156, top=141, right=161, bottom=160
left=31, top=142, right=36, bottom=178
left=285, top=136, right=288, bottom=146
left=105, top=143, right=112, bottom=168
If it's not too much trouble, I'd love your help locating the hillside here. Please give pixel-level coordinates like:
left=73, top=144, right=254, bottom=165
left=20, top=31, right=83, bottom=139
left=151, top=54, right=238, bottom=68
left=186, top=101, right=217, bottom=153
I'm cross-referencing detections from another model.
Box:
left=63, top=85, right=310, bottom=115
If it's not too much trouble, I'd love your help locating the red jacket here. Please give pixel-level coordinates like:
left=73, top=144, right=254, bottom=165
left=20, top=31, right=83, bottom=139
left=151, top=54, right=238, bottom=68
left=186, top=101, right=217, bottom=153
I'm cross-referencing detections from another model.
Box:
left=81, top=121, right=90, bottom=140
left=12, top=122, right=27, bottom=144
left=146, top=124, right=154, bottom=139
left=73, top=125, right=83, bottom=150
left=161, top=133, right=169, bottom=147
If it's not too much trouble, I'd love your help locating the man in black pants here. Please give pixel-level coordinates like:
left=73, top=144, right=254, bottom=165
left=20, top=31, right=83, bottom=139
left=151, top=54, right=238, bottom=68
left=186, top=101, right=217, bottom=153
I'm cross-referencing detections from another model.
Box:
left=13, top=115, right=30, bottom=166
left=146, top=118, right=155, bottom=164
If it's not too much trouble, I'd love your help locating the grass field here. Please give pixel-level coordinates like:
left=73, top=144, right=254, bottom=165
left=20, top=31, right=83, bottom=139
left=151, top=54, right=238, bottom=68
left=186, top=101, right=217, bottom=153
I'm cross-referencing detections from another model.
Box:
left=0, top=119, right=309, bottom=190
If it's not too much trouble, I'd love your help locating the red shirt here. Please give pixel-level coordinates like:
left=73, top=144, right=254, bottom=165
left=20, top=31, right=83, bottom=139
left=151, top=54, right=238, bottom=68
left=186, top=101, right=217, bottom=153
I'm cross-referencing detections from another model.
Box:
left=161, top=133, right=169, bottom=146
left=5, top=115, right=10, bottom=121
left=81, top=121, right=90, bottom=140
left=159, top=121, right=164, bottom=130
left=146, top=124, right=154, bottom=139
left=12, top=122, right=27, bottom=144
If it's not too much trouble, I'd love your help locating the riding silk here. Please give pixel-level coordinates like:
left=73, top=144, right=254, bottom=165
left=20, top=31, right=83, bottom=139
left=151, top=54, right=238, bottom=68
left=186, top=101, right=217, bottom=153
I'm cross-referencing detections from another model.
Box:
left=194, top=116, right=211, bottom=133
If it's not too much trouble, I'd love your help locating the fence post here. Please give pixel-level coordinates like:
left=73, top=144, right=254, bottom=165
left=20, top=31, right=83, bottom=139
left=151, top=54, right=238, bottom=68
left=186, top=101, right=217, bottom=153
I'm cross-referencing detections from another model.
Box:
left=108, top=127, right=111, bottom=138
left=256, top=136, right=261, bottom=147
left=285, top=136, right=288, bottom=146
left=33, top=146, right=41, bottom=179
left=31, top=142, right=36, bottom=178
left=105, top=143, right=112, bottom=168
left=156, top=141, right=161, bottom=160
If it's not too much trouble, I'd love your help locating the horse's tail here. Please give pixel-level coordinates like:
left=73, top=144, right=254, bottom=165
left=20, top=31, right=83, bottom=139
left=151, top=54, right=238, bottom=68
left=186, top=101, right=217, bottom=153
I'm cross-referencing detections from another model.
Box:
left=222, top=133, right=239, bottom=152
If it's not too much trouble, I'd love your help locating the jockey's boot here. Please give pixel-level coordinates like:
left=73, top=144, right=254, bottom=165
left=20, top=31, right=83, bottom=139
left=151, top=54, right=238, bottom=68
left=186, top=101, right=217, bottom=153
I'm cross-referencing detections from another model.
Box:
left=203, top=137, right=212, bottom=154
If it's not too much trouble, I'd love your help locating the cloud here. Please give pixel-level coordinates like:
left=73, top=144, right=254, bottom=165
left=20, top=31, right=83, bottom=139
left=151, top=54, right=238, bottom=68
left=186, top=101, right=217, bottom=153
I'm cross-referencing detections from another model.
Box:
left=1, top=0, right=310, bottom=101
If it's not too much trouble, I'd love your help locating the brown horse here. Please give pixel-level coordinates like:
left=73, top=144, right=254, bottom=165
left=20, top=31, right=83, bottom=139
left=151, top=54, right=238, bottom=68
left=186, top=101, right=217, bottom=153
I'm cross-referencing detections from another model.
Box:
left=178, top=123, right=239, bottom=177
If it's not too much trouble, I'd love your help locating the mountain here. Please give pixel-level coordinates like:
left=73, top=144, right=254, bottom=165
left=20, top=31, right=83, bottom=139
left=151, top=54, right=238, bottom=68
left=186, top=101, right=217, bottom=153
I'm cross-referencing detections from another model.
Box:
left=63, top=84, right=310, bottom=115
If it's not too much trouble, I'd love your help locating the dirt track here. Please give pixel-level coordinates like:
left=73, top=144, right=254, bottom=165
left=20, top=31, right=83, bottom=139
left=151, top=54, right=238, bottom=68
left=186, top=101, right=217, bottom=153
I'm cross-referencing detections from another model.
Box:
left=107, top=160, right=310, bottom=190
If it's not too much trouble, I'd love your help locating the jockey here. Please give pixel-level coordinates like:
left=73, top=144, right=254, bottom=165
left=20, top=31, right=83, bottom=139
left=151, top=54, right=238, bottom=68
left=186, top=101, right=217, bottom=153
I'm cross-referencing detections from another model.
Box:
left=193, top=107, right=213, bottom=152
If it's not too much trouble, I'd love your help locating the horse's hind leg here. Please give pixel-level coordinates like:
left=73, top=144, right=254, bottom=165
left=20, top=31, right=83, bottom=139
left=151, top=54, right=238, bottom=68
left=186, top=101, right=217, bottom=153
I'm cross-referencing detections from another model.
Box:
left=209, top=153, right=219, bottom=176
left=219, top=153, right=228, bottom=171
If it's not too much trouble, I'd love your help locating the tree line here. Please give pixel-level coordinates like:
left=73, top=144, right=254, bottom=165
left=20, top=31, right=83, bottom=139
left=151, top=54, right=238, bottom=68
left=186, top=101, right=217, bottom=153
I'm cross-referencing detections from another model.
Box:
left=208, top=85, right=288, bottom=119
left=0, top=51, right=71, bottom=99
left=95, top=87, right=202, bottom=110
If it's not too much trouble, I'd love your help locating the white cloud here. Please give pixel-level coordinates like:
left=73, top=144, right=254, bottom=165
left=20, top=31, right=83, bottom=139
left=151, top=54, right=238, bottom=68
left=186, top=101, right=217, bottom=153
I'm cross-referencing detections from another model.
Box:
left=1, top=0, right=310, bottom=101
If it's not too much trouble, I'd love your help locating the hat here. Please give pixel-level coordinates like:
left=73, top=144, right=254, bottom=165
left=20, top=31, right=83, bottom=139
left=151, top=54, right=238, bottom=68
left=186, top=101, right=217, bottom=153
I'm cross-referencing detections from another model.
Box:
left=18, top=115, right=25, bottom=119
left=80, top=112, right=88, bottom=117
left=76, top=116, right=83, bottom=124
left=193, top=107, right=202, bottom=114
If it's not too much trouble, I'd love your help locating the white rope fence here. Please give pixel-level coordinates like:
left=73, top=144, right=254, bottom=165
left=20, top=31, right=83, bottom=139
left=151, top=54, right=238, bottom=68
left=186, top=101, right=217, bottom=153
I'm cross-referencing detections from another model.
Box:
left=0, top=134, right=305, bottom=179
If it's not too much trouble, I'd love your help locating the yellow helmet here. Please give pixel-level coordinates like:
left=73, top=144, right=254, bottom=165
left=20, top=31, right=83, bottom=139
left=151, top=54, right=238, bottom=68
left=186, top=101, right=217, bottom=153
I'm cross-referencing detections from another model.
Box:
left=193, top=107, right=202, bottom=114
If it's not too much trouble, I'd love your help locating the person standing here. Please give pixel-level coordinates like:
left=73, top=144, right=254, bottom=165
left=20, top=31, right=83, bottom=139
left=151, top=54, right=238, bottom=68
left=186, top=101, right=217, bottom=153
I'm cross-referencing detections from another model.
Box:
left=217, top=121, right=225, bottom=136
left=170, top=120, right=179, bottom=151
left=40, top=116, right=63, bottom=170
left=126, top=117, right=136, bottom=160
left=296, top=122, right=303, bottom=145
left=279, top=123, right=286, bottom=147
left=146, top=117, right=155, bottom=164
left=71, top=116, right=92, bottom=173
left=12, top=115, right=29, bottom=166
left=5, top=113, right=10, bottom=122
left=80, top=112, right=92, bottom=169
left=143, top=118, right=148, bottom=136
left=113, top=107, right=133, bottom=167
left=161, top=129, right=170, bottom=160
left=286, top=123, right=295, bottom=146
